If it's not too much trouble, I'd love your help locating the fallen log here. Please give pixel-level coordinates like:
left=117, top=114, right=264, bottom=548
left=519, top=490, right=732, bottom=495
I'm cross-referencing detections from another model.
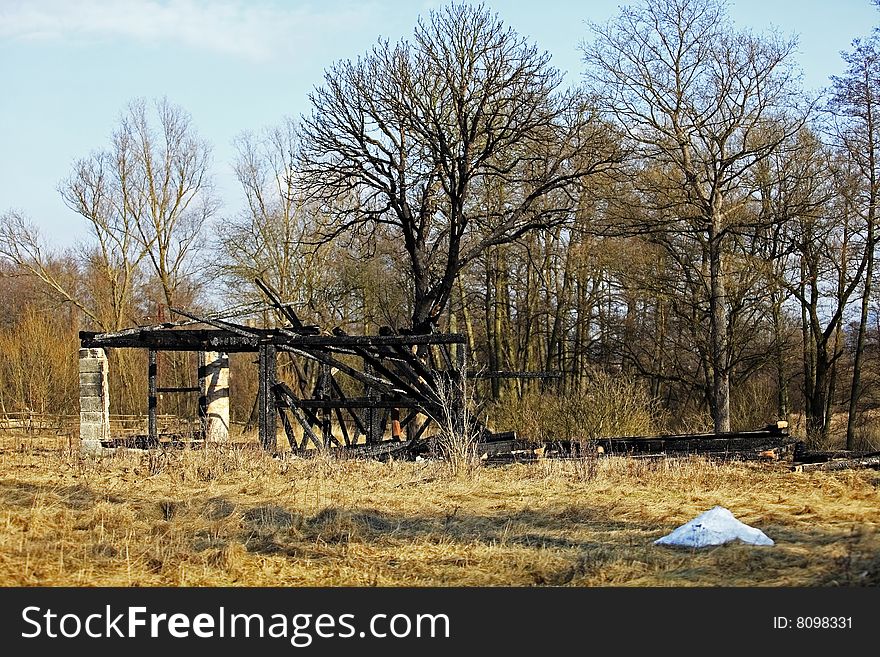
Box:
left=791, top=456, right=880, bottom=473
left=336, top=439, right=429, bottom=461
left=792, top=445, right=880, bottom=464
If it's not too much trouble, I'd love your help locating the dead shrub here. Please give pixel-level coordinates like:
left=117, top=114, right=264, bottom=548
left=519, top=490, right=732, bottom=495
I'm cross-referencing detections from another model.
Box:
left=489, top=367, right=658, bottom=443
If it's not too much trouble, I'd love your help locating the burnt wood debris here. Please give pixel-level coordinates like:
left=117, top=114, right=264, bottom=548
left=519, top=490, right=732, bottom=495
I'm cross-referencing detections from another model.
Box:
left=76, top=278, right=869, bottom=471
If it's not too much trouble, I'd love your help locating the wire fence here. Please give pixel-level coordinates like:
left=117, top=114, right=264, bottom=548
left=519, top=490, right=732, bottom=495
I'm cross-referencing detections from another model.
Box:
left=0, top=412, right=213, bottom=437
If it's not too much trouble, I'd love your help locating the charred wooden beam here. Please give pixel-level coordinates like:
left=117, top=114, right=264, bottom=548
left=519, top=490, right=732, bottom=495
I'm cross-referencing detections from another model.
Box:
left=81, top=329, right=465, bottom=352
left=329, top=378, right=367, bottom=438
left=82, top=329, right=262, bottom=352
left=170, top=306, right=261, bottom=339
left=412, top=415, right=433, bottom=441
left=277, top=401, right=299, bottom=450
left=319, top=363, right=332, bottom=447
left=288, top=333, right=466, bottom=349
left=792, top=446, right=879, bottom=464
left=258, top=344, right=277, bottom=450
left=288, top=398, right=441, bottom=409
left=273, top=383, right=322, bottom=450
left=792, top=456, right=880, bottom=472
left=346, top=342, right=429, bottom=401
left=147, top=349, right=157, bottom=442
left=254, top=277, right=319, bottom=333
left=469, top=371, right=564, bottom=379
left=279, top=346, right=401, bottom=397
left=400, top=409, right=419, bottom=429
left=340, top=440, right=421, bottom=461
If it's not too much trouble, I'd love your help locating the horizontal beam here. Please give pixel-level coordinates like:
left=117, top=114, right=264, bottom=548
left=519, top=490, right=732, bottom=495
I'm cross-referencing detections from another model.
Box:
left=288, top=398, right=440, bottom=410
left=81, top=330, right=263, bottom=352
left=156, top=386, right=201, bottom=393
left=80, top=329, right=466, bottom=352
left=469, top=371, right=563, bottom=379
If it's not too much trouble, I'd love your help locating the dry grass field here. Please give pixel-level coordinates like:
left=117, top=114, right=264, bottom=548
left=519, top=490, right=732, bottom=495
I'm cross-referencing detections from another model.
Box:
left=0, top=433, right=877, bottom=587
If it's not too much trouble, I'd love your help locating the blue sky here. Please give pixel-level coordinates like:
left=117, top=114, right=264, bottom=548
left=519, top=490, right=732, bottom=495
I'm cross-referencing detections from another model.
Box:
left=1, top=0, right=878, bottom=250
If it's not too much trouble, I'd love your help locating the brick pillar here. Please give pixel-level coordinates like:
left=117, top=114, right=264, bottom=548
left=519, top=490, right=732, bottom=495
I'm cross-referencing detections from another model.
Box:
left=79, top=347, right=109, bottom=455
left=199, top=351, right=229, bottom=442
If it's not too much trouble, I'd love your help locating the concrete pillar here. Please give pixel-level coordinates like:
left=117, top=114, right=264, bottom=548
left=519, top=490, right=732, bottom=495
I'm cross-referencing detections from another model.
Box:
left=79, top=347, right=110, bottom=455
left=199, top=351, right=229, bottom=442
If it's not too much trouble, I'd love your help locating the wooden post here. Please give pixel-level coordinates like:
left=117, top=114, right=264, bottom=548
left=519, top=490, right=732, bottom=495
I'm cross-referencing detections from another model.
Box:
left=364, top=360, right=379, bottom=444
left=258, top=344, right=277, bottom=450
left=391, top=407, right=402, bottom=441
left=320, top=363, right=332, bottom=448
left=148, top=349, right=158, bottom=442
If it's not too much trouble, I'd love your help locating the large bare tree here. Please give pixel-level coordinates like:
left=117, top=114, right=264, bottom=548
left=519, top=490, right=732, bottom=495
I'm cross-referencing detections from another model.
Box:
left=582, top=0, right=812, bottom=432
left=298, top=2, right=621, bottom=333
left=829, top=37, right=880, bottom=449
left=0, top=98, right=215, bottom=325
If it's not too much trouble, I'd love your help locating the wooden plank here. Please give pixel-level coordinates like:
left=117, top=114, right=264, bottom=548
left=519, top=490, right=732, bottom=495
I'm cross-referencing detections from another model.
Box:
left=391, top=407, right=402, bottom=441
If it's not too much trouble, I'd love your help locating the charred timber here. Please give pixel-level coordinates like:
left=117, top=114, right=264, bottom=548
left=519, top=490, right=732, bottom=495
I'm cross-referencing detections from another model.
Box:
left=286, top=397, right=442, bottom=410
left=792, top=456, right=880, bottom=472
left=80, top=330, right=466, bottom=352
left=469, top=371, right=563, bottom=379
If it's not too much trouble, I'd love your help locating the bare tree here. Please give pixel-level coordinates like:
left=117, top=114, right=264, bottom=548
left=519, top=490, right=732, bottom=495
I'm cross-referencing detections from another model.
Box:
left=2, top=98, right=214, bottom=321
left=299, top=2, right=621, bottom=333
left=829, top=37, right=880, bottom=449
left=118, top=98, right=216, bottom=311
left=220, top=118, right=308, bottom=307
left=582, top=0, right=812, bottom=432
left=0, top=211, right=116, bottom=329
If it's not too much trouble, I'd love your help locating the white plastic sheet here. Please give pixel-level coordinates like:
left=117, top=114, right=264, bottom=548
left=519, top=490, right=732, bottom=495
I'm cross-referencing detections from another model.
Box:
left=654, top=506, right=774, bottom=548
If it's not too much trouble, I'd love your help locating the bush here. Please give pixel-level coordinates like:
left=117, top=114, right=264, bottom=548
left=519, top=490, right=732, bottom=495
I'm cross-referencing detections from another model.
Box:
left=488, top=368, right=658, bottom=442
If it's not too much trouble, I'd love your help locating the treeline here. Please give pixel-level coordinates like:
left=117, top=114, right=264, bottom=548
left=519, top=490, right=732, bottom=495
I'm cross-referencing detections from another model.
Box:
left=2, top=0, right=880, bottom=449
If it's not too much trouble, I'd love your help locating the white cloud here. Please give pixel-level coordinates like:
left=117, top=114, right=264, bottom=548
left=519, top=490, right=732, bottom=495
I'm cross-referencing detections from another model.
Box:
left=0, top=0, right=376, bottom=61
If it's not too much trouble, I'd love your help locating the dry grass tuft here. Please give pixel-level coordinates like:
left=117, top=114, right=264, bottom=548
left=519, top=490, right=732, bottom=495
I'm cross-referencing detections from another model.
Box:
left=0, top=432, right=877, bottom=586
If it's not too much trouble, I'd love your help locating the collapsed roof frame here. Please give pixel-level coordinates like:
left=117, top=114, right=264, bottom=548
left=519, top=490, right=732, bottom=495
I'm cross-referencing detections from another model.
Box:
left=79, top=280, right=468, bottom=452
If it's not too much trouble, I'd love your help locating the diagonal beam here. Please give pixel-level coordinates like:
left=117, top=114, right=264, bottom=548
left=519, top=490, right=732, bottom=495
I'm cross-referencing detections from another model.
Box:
left=255, top=277, right=310, bottom=332
left=273, top=383, right=322, bottom=449
left=170, top=307, right=260, bottom=338
left=330, top=377, right=367, bottom=439
left=279, top=345, right=401, bottom=397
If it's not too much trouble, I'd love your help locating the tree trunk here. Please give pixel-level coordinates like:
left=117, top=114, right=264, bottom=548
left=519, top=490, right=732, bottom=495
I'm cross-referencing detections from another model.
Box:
left=771, top=290, right=789, bottom=419
left=708, top=217, right=731, bottom=433
left=846, top=176, right=876, bottom=449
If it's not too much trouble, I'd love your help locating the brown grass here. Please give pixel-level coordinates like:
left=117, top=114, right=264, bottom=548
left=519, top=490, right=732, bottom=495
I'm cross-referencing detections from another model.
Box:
left=0, top=432, right=878, bottom=587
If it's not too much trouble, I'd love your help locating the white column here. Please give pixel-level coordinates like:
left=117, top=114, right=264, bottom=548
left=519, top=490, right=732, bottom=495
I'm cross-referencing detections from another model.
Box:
left=200, top=351, right=230, bottom=442
left=79, top=347, right=109, bottom=454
